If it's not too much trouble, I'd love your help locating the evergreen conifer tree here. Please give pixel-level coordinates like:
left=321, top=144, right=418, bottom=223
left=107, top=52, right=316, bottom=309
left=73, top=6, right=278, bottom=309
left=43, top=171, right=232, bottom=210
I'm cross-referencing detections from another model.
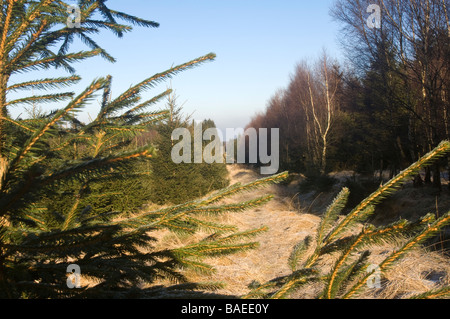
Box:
left=0, top=0, right=288, bottom=298
left=149, top=93, right=229, bottom=205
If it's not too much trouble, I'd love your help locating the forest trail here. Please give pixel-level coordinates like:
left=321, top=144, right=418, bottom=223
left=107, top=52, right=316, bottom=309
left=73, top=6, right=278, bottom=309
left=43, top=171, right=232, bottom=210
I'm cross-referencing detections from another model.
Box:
left=153, top=164, right=450, bottom=298
left=196, top=164, right=322, bottom=296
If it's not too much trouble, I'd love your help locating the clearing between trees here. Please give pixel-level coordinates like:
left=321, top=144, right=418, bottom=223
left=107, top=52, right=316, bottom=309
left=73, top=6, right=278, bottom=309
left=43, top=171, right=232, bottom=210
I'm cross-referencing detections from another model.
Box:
left=151, top=164, right=450, bottom=299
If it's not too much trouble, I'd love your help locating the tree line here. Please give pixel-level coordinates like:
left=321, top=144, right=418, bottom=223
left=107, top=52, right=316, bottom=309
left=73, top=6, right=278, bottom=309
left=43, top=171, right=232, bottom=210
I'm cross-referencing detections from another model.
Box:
left=246, top=0, right=450, bottom=190
left=0, top=0, right=271, bottom=298
left=0, top=0, right=449, bottom=300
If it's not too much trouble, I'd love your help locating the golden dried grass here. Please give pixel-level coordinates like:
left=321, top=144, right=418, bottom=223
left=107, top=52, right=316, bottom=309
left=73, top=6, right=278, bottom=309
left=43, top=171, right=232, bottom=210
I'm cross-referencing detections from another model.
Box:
left=147, top=164, right=450, bottom=298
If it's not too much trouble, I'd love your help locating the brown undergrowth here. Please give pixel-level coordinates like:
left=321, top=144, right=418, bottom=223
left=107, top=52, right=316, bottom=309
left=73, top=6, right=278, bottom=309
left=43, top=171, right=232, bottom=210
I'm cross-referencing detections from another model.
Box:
left=147, top=164, right=450, bottom=298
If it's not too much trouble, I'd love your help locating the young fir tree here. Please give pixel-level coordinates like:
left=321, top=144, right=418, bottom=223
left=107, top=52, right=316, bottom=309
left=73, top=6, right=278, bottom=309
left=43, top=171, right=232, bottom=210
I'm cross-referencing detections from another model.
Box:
left=150, top=93, right=228, bottom=205
left=245, top=141, right=450, bottom=299
left=0, top=0, right=289, bottom=298
left=199, top=118, right=229, bottom=191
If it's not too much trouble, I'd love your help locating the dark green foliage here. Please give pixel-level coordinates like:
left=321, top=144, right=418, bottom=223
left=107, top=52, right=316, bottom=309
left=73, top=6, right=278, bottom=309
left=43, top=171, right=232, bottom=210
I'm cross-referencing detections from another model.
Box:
left=40, top=161, right=153, bottom=218
left=299, top=173, right=337, bottom=193
left=341, top=178, right=380, bottom=213
left=0, top=1, right=288, bottom=299
left=149, top=96, right=229, bottom=205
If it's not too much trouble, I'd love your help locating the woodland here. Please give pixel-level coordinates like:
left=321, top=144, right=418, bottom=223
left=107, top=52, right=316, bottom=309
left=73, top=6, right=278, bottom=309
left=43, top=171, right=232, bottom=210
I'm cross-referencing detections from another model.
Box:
left=0, top=0, right=449, bottom=300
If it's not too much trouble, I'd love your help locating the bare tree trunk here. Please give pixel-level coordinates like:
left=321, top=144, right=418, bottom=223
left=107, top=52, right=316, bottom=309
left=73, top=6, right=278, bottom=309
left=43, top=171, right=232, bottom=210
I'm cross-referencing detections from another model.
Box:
left=414, top=173, right=423, bottom=187
left=302, top=88, right=315, bottom=168
left=320, top=57, right=333, bottom=174
left=425, top=166, right=432, bottom=184
left=307, top=71, right=321, bottom=172
left=433, top=162, right=442, bottom=190
left=306, top=54, right=339, bottom=175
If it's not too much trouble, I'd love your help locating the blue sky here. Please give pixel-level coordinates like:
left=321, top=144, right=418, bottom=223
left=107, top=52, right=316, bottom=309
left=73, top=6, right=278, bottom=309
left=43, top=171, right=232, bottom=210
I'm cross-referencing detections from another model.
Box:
left=10, top=0, right=345, bottom=134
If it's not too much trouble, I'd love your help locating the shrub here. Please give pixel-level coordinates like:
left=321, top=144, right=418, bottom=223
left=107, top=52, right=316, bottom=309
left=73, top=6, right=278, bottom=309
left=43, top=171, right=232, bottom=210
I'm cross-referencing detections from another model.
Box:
left=149, top=100, right=229, bottom=205
left=299, top=173, right=337, bottom=193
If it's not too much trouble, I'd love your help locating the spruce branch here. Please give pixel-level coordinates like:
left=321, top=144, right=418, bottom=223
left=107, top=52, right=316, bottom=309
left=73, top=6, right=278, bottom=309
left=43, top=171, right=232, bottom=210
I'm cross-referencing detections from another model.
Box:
left=111, top=53, right=217, bottom=108
left=342, top=212, right=449, bottom=299
left=6, top=76, right=81, bottom=92
left=324, top=141, right=450, bottom=245
left=408, top=286, right=450, bottom=299
left=108, top=9, right=160, bottom=28
left=317, top=187, right=349, bottom=244
left=0, top=116, right=36, bottom=133
left=185, top=217, right=238, bottom=234
left=325, top=226, right=375, bottom=299
left=8, top=77, right=106, bottom=171
left=201, top=171, right=289, bottom=206
left=4, top=0, right=54, bottom=52
left=38, top=145, right=155, bottom=185
left=12, top=49, right=104, bottom=74
left=379, top=211, right=450, bottom=272
left=212, top=227, right=269, bottom=245
left=268, top=269, right=319, bottom=299
left=120, top=89, right=173, bottom=118
left=5, top=92, right=74, bottom=107
left=288, top=236, right=312, bottom=271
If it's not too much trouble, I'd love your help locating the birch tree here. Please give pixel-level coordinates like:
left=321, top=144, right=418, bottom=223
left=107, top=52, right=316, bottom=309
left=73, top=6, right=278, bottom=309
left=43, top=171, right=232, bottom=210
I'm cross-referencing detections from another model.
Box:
left=306, top=53, right=341, bottom=174
left=332, top=0, right=450, bottom=188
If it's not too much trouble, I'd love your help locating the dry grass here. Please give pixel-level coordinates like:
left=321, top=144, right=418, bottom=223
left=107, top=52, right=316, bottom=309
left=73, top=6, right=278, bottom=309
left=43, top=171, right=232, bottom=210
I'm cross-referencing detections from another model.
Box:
left=146, top=164, right=450, bottom=299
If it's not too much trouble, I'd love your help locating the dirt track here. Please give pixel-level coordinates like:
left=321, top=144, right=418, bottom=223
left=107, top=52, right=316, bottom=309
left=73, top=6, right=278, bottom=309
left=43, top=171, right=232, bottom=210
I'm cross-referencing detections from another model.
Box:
left=199, top=165, right=321, bottom=296
left=152, top=164, right=450, bottom=298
